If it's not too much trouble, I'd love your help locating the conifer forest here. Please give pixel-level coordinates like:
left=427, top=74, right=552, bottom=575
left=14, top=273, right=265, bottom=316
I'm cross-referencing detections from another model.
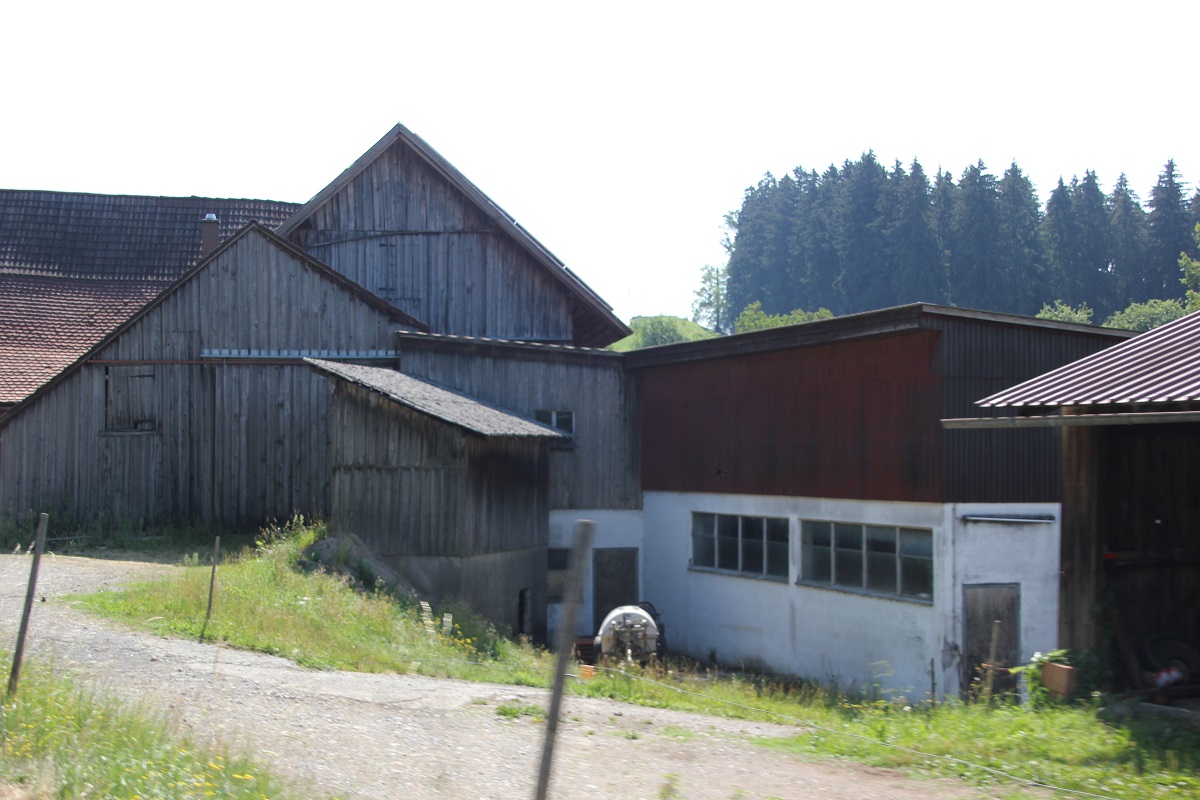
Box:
left=706, top=156, right=1200, bottom=332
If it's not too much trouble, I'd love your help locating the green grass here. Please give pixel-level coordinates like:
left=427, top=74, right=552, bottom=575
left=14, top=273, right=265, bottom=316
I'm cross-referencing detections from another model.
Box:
left=62, top=518, right=1200, bottom=799
left=0, top=655, right=295, bottom=799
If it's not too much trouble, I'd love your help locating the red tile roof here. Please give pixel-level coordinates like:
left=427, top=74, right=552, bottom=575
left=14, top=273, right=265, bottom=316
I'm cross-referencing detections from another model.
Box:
left=0, top=190, right=299, bottom=406
left=979, top=309, right=1200, bottom=408
left=0, top=275, right=166, bottom=404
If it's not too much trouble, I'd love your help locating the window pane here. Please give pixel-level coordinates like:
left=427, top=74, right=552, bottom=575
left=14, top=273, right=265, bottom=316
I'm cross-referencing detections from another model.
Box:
left=866, top=552, right=898, bottom=593
left=865, top=526, right=896, bottom=553
left=740, top=517, right=764, bottom=574
left=899, top=529, right=933, bottom=599
left=535, top=410, right=552, bottom=425
left=765, top=518, right=789, bottom=578
left=864, top=526, right=897, bottom=592
left=900, top=556, right=933, bottom=600
left=717, top=514, right=739, bottom=570
left=691, top=513, right=715, bottom=568
left=801, top=521, right=831, bottom=583
left=899, top=528, right=933, bottom=558
left=555, top=410, right=574, bottom=435
left=834, top=523, right=863, bottom=588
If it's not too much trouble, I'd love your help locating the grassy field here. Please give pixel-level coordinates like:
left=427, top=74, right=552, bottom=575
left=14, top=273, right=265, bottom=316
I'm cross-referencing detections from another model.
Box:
left=10, top=518, right=1200, bottom=799
left=0, top=655, right=294, bottom=800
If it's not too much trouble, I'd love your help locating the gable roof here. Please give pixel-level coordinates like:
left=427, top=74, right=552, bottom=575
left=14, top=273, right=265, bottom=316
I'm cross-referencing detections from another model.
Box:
left=0, top=191, right=302, bottom=407
left=979, top=309, right=1200, bottom=408
left=0, top=190, right=299, bottom=280
left=305, top=358, right=563, bottom=439
left=0, top=275, right=164, bottom=406
left=277, top=124, right=630, bottom=347
left=0, top=223, right=425, bottom=426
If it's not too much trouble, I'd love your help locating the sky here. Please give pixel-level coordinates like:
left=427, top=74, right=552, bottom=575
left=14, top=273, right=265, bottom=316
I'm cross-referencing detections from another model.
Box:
left=3, top=1, right=1198, bottom=324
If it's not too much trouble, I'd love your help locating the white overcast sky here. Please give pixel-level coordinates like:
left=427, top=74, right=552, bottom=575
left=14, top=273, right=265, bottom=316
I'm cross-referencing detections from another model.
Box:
left=3, top=1, right=1197, bottom=323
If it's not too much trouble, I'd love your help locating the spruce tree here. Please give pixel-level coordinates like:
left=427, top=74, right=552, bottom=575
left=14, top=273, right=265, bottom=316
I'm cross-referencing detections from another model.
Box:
left=1107, top=173, right=1149, bottom=307
left=1073, top=172, right=1114, bottom=316
left=1040, top=178, right=1084, bottom=306
left=1146, top=160, right=1193, bottom=299
left=995, top=162, right=1044, bottom=314
left=882, top=159, right=946, bottom=304
left=949, top=161, right=1001, bottom=311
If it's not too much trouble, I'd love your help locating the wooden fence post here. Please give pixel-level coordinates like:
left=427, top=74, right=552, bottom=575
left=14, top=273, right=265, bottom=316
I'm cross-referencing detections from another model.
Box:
left=7, top=513, right=49, bottom=698
left=534, top=519, right=594, bottom=800
left=201, top=536, right=220, bottom=641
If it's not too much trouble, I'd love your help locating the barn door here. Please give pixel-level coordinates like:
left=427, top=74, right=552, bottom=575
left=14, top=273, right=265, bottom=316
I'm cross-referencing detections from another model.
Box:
left=593, top=547, right=639, bottom=633
left=962, top=583, right=1021, bottom=698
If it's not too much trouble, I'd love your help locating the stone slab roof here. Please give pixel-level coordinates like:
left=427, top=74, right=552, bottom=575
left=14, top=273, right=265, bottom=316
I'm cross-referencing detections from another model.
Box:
left=306, top=358, right=563, bottom=439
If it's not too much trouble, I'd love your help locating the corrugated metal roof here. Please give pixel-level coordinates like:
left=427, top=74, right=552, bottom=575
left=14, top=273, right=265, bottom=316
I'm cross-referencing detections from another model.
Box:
left=305, top=358, right=564, bottom=439
left=979, top=310, right=1200, bottom=407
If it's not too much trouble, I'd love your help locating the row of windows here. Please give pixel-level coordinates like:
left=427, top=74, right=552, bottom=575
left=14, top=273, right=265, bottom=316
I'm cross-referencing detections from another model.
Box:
left=690, top=513, right=934, bottom=602
left=691, top=513, right=789, bottom=579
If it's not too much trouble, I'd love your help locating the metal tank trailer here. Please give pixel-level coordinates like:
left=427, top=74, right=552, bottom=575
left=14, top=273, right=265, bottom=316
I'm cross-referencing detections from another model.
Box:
left=593, top=603, right=666, bottom=664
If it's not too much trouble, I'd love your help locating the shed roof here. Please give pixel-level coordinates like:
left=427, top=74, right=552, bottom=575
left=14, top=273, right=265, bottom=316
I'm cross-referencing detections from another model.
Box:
left=623, top=302, right=1130, bottom=369
left=278, top=124, right=630, bottom=347
left=978, top=310, right=1200, bottom=408
left=0, top=190, right=299, bottom=280
left=306, top=358, right=564, bottom=439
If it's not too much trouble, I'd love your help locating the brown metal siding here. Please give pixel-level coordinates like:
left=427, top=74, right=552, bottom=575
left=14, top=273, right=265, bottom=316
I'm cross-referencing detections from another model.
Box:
left=639, top=330, right=943, bottom=501
left=931, top=316, right=1129, bottom=502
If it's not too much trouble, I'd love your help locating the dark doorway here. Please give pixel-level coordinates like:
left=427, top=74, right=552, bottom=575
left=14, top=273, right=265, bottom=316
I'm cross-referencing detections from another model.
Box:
left=962, top=583, right=1021, bottom=697
left=593, top=547, right=639, bottom=633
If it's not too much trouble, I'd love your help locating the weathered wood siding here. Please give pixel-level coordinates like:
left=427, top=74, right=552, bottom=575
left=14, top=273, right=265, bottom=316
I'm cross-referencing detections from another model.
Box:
left=1061, top=423, right=1200, bottom=654
left=290, top=141, right=576, bottom=342
left=329, top=382, right=549, bottom=557
left=0, top=230, right=403, bottom=526
left=396, top=340, right=640, bottom=510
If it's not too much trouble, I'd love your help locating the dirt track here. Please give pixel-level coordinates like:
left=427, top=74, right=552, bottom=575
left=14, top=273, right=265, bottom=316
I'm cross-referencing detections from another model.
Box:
left=0, top=554, right=1002, bottom=799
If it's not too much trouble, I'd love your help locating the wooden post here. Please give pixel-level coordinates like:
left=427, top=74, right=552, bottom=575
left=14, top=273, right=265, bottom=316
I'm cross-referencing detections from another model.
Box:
left=983, top=618, right=1001, bottom=704
left=7, top=513, right=49, bottom=698
left=535, top=520, right=594, bottom=800
left=930, top=657, right=937, bottom=705
left=201, top=536, right=220, bottom=641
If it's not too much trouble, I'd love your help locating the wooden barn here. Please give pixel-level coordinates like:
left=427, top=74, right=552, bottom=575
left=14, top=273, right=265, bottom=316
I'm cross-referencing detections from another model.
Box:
left=0, top=124, right=629, bottom=529
left=389, top=330, right=644, bottom=636
left=957, top=309, right=1200, bottom=687
left=625, top=305, right=1131, bottom=695
left=277, top=124, right=628, bottom=348
left=0, top=224, right=421, bottom=525
left=0, top=191, right=298, bottom=413
left=307, top=359, right=563, bottom=637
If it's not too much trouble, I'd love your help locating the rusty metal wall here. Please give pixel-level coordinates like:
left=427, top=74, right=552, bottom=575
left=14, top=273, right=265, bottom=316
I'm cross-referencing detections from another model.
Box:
left=637, top=330, right=943, bottom=501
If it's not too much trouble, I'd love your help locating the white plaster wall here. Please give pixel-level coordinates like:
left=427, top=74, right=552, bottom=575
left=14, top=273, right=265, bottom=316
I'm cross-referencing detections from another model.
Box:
left=643, top=491, right=946, bottom=697
left=547, top=509, right=643, bottom=645
left=945, top=502, right=1061, bottom=682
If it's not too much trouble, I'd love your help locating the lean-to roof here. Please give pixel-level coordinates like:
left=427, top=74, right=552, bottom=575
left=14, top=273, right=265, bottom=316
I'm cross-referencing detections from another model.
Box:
left=306, top=358, right=564, bottom=439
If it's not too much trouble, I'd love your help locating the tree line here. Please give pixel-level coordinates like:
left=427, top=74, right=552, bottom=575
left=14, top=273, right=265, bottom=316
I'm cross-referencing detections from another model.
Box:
left=694, top=155, right=1200, bottom=332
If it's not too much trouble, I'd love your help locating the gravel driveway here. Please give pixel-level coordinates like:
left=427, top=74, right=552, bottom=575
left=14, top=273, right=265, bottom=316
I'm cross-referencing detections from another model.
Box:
left=0, top=554, right=998, bottom=800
